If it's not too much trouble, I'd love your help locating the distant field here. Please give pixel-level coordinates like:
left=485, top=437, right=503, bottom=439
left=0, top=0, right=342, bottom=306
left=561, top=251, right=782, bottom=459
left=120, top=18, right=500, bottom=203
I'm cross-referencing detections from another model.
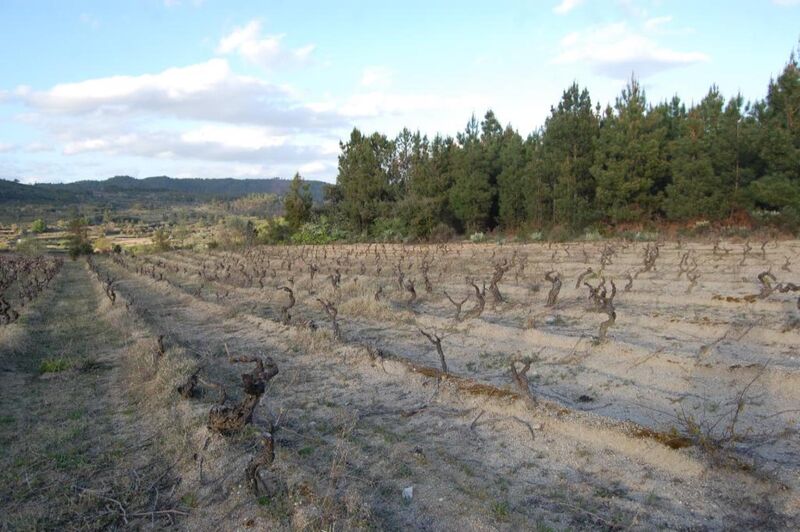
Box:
left=2, top=240, right=799, bottom=529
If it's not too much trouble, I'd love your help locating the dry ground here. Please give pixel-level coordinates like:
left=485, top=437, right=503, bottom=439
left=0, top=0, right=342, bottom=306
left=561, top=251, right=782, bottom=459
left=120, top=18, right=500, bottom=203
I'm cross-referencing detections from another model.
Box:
left=2, top=239, right=799, bottom=530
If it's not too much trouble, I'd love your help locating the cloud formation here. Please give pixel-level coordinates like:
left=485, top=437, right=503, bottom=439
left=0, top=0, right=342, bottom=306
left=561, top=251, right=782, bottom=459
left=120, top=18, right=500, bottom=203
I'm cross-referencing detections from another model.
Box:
left=216, top=21, right=314, bottom=69
left=17, top=59, right=342, bottom=131
left=554, top=21, right=709, bottom=78
left=553, top=0, right=584, bottom=15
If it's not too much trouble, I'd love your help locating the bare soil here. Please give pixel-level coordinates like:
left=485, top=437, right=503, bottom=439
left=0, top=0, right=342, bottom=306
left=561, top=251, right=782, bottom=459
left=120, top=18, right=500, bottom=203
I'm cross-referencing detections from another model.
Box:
left=2, top=239, right=799, bottom=530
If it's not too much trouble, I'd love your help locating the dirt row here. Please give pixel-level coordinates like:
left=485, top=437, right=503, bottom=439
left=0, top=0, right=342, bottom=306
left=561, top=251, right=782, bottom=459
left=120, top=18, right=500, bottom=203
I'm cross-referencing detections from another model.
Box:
left=92, top=252, right=798, bottom=530
left=108, top=241, right=800, bottom=496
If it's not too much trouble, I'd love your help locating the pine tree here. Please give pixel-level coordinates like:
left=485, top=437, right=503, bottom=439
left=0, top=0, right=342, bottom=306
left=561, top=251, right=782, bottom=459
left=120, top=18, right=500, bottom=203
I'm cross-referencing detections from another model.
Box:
left=284, top=172, right=313, bottom=230
left=449, top=116, right=493, bottom=232
left=749, top=49, right=800, bottom=223
left=336, top=128, right=395, bottom=232
left=497, top=126, right=529, bottom=228
left=664, top=91, right=725, bottom=220
left=592, top=77, right=669, bottom=223
left=536, top=83, right=599, bottom=228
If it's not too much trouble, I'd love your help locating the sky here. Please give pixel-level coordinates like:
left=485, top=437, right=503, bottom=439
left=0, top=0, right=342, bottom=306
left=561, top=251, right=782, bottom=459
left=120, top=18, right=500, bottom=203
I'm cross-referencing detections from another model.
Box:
left=0, top=0, right=798, bottom=185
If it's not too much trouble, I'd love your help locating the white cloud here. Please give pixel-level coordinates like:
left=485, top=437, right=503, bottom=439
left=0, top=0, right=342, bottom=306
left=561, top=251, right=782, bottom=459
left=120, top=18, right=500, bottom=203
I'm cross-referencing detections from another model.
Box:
left=25, top=142, right=52, bottom=153
left=554, top=21, right=709, bottom=78
left=8, top=58, right=349, bottom=181
left=360, top=66, right=393, bottom=88
left=180, top=125, right=286, bottom=151
left=18, top=59, right=342, bottom=130
left=299, top=161, right=332, bottom=175
left=773, top=0, right=800, bottom=6
left=339, top=91, right=489, bottom=119
left=57, top=124, right=330, bottom=169
left=553, top=0, right=584, bottom=15
left=0, top=142, right=16, bottom=153
left=644, top=15, right=672, bottom=31
left=216, top=20, right=314, bottom=69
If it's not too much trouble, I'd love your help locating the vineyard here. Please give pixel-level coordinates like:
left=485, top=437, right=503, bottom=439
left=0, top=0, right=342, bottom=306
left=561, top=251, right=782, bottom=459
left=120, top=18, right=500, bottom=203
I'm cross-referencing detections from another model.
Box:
left=2, top=239, right=800, bottom=529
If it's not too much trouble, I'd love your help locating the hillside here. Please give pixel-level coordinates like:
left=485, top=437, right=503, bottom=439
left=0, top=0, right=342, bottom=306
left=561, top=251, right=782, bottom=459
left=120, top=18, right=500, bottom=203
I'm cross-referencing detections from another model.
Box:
left=0, top=175, right=328, bottom=205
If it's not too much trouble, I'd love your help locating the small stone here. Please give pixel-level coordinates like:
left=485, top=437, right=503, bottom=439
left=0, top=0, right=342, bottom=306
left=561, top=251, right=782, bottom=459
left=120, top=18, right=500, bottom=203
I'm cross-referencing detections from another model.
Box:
left=402, top=486, right=413, bottom=501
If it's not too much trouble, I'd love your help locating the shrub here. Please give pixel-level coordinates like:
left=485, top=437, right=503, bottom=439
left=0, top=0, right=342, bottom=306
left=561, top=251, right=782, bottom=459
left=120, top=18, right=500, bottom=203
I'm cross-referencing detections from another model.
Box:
left=429, top=223, right=455, bottom=243
left=30, top=219, right=46, bottom=233
left=68, top=241, right=93, bottom=260
left=151, top=228, right=172, bottom=251
left=291, top=218, right=349, bottom=245
left=15, top=237, right=45, bottom=255
left=582, top=229, right=603, bottom=241
left=370, top=217, right=407, bottom=242
left=40, top=357, right=71, bottom=373
left=469, top=231, right=486, bottom=243
left=93, top=237, right=113, bottom=253
left=257, top=218, right=291, bottom=245
left=544, top=225, right=575, bottom=242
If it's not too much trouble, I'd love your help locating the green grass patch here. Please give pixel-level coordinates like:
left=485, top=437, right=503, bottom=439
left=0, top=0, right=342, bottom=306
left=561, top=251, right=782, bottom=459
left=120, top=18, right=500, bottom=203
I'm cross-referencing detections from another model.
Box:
left=298, top=446, right=315, bottom=457
left=67, top=409, right=85, bottom=420
left=39, top=357, right=71, bottom=374
left=491, top=500, right=510, bottom=521
left=180, top=492, right=198, bottom=508
left=49, top=451, right=87, bottom=470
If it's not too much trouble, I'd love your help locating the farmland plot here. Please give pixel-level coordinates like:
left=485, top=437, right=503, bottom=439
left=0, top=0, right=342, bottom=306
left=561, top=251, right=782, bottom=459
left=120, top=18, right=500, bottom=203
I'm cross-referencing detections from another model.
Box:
left=3, top=240, right=800, bottom=530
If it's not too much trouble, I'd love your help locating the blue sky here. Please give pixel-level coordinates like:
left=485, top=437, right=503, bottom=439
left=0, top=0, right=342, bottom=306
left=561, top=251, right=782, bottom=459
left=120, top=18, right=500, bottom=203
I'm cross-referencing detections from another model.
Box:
left=0, top=0, right=798, bottom=184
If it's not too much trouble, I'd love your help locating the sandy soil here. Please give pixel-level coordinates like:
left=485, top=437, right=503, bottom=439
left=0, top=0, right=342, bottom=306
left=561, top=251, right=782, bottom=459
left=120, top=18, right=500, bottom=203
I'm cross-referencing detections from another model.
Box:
left=48, top=238, right=796, bottom=530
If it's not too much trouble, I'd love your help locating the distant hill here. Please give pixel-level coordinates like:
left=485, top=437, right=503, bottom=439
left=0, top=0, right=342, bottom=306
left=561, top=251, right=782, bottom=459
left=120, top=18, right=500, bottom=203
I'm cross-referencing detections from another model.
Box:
left=0, top=175, right=328, bottom=205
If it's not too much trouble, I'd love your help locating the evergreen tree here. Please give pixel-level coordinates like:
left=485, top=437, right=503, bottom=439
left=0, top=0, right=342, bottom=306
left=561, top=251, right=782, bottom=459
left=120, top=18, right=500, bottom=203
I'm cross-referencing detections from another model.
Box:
left=523, top=131, right=549, bottom=227
left=592, top=77, right=669, bottom=222
left=284, top=172, right=313, bottom=230
left=480, top=110, right=503, bottom=227
left=536, top=83, right=599, bottom=228
left=664, top=90, right=725, bottom=220
left=449, top=115, right=493, bottom=232
left=397, top=132, right=455, bottom=238
left=336, top=128, right=395, bottom=232
left=718, top=94, right=760, bottom=216
left=749, top=49, right=800, bottom=223
left=497, top=126, right=529, bottom=228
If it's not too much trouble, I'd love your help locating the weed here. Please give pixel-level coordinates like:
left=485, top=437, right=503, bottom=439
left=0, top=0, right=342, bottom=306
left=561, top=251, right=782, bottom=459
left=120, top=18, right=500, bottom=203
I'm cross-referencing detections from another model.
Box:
left=180, top=492, right=198, bottom=508
left=39, top=357, right=71, bottom=373
left=298, top=446, right=315, bottom=457
left=491, top=500, right=510, bottom=521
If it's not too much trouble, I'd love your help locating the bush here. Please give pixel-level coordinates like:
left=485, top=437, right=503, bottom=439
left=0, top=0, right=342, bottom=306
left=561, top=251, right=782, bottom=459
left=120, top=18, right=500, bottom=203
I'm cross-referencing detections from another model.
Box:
left=93, top=237, right=113, bottom=253
left=67, top=241, right=93, bottom=260
left=30, top=219, right=46, bottom=233
left=40, top=357, right=71, bottom=373
left=290, top=217, right=349, bottom=245
left=15, top=237, right=45, bottom=255
left=429, top=223, right=455, bottom=243
left=370, top=217, right=407, bottom=242
left=581, top=229, right=604, bottom=241
left=151, top=228, right=171, bottom=252
left=256, top=218, right=291, bottom=245
left=544, top=225, right=576, bottom=242
left=469, top=231, right=486, bottom=243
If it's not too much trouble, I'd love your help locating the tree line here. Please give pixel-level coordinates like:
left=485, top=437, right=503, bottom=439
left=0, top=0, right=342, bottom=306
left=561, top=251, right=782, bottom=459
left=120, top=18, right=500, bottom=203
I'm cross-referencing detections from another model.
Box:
left=283, top=49, right=799, bottom=240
